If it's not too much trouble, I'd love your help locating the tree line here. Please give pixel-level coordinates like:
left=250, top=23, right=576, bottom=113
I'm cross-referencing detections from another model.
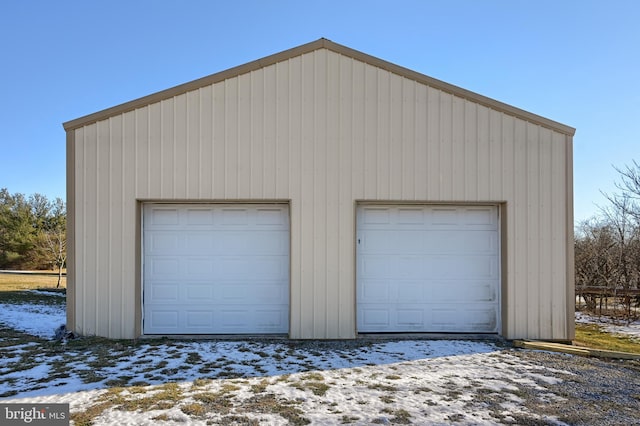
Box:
left=575, top=161, right=640, bottom=319
left=0, top=188, right=66, bottom=286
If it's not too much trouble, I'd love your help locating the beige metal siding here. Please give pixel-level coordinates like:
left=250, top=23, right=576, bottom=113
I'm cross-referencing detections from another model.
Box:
left=67, top=47, right=573, bottom=340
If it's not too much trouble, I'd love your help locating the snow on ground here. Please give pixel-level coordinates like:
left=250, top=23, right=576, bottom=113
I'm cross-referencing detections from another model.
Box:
left=3, top=299, right=619, bottom=424
left=3, top=342, right=569, bottom=425
left=0, top=301, right=65, bottom=338
left=575, top=311, right=640, bottom=340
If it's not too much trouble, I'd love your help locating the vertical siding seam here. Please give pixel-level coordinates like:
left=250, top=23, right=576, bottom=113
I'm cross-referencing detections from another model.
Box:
left=462, top=98, right=466, bottom=199
left=376, top=69, right=381, bottom=197
left=325, top=52, right=330, bottom=337
left=197, top=90, right=202, bottom=198
left=185, top=94, right=190, bottom=197
left=236, top=79, right=240, bottom=196
left=121, top=116, right=126, bottom=337
left=146, top=108, right=151, bottom=197
left=524, top=122, right=530, bottom=336
left=566, top=135, right=575, bottom=339
left=312, top=51, right=317, bottom=336
left=82, top=129, right=87, bottom=333
left=387, top=72, right=392, bottom=199
left=211, top=86, right=215, bottom=196
left=224, top=81, right=229, bottom=198
left=413, top=82, right=418, bottom=199
left=95, top=124, right=100, bottom=335
left=450, top=95, right=456, bottom=200
left=173, top=98, right=177, bottom=198
left=471, top=102, right=477, bottom=200
left=262, top=69, right=280, bottom=198
left=535, top=126, right=542, bottom=337
left=296, top=57, right=303, bottom=336
left=159, top=103, right=164, bottom=196
left=107, top=118, right=113, bottom=338
left=250, top=72, right=255, bottom=198
left=500, top=112, right=505, bottom=196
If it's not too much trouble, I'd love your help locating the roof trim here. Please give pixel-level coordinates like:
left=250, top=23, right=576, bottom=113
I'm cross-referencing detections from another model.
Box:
left=63, top=38, right=576, bottom=136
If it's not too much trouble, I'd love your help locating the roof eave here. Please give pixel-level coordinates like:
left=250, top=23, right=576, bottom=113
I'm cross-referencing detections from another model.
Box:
left=63, top=38, right=575, bottom=136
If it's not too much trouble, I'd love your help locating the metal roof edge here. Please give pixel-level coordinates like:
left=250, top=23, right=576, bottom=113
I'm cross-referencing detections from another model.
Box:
left=63, top=37, right=575, bottom=136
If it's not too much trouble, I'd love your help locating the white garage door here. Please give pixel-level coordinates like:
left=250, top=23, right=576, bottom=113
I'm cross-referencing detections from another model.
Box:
left=357, top=205, right=500, bottom=333
left=143, top=204, right=289, bottom=334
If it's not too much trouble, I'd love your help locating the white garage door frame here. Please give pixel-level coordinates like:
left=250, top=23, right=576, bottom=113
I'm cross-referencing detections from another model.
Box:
left=356, top=203, right=502, bottom=335
left=141, top=202, right=290, bottom=336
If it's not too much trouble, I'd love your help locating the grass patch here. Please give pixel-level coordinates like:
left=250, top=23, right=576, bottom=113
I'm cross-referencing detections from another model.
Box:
left=0, top=272, right=66, bottom=290
left=244, top=393, right=310, bottom=425
left=0, top=290, right=65, bottom=305
left=293, top=373, right=330, bottom=396
left=367, top=383, right=397, bottom=392
left=575, top=323, right=640, bottom=354
left=381, top=408, right=412, bottom=424
left=250, top=379, right=270, bottom=393
left=181, top=402, right=206, bottom=417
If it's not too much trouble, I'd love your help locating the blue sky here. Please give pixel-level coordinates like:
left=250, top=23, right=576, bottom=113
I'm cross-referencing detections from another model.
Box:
left=1, top=0, right=638, bottom=223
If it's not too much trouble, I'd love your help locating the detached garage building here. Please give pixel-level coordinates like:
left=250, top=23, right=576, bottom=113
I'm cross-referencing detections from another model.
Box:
left=64, top=39, right=575, bottom=341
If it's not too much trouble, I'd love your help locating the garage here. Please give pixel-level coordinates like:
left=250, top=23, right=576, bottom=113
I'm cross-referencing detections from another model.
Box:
left=357, top=205, right=500, bottom=333
left=65, top=39, right=574, bottom=340
left=143, top=204, right=290, bottom=334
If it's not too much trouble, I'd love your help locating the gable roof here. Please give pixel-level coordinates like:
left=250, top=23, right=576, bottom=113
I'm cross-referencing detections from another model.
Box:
left=63, top=38, right=575, bottom=136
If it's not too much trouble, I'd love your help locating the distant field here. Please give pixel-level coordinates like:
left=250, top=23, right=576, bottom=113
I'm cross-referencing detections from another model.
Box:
left=0, top=272, right=66, bottom=291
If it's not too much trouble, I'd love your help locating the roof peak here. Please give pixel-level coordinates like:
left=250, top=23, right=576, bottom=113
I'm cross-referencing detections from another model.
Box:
left=63, top=39, right=575, bottom=136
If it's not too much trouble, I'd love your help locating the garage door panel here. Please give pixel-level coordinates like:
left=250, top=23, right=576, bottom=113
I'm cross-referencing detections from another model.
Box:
left=463, top=207, right=497, bottom=227
left=357, top=205, right=499, bottom=333
left=358, top=280, right=390, bottom=302
left=221, top=208, right=249, bottom=225
left=144, top=204, right=289, bottom=335
left=185, top=311, right=214, bottom=328
left=361, top=207, right=391, bottom=225
left=430, top=281, right=496, bottom=302
left=397, top=208, right=425, bottom=224
left=148, top=208, right=180, bottom=226
left=147, top=257, right=180, bottom=277
left=186, top=258, right=216, bottom=276
left=430, top=308, right=459, bottom=331
left=148, top=283, right=180, bottom=302
left=256, top=208, right=288, bottom=225
left=184, top=233, right=215, bottom=252
left=397, top=256, right=425, bottom=278
left=360, top=231, right=402, bottom=252
left=395, top=281, right=426, bottom=301
left=218, top=309, right=287, bottom=331
left=360, top=256, right=391, bottom=278
left=186, top=208, right=215, bottom=225
left=431, top=208, right=459, bottom=225
left=217, top=283, right=287, bottom=303
left=396, top=309, right=424, bottom=327
left=148, top=233, right=180, bottom=252
left=430, top=256, right=497, bottom=279
left=184, top=284, right=214, bottom=301
left=465, top=309, right=498, bottom=330
left=360, top=308, right=390, bottom=328
left=147, top=310, right=179, bottom=329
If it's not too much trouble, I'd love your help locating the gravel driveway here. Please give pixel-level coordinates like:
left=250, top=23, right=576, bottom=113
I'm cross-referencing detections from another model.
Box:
left=504, top=350, right=640, bottom=426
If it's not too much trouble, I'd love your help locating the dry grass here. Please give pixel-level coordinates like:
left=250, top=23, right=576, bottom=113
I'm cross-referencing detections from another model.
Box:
left=0, top=272, right=66, bottom=291
left=575, top=323, right=640, bottom=354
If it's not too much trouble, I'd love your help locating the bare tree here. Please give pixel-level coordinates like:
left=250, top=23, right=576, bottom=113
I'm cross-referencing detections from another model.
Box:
left=35, top=198, right=66, bottom=287
left=575, top=161, right=640, bottom=320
